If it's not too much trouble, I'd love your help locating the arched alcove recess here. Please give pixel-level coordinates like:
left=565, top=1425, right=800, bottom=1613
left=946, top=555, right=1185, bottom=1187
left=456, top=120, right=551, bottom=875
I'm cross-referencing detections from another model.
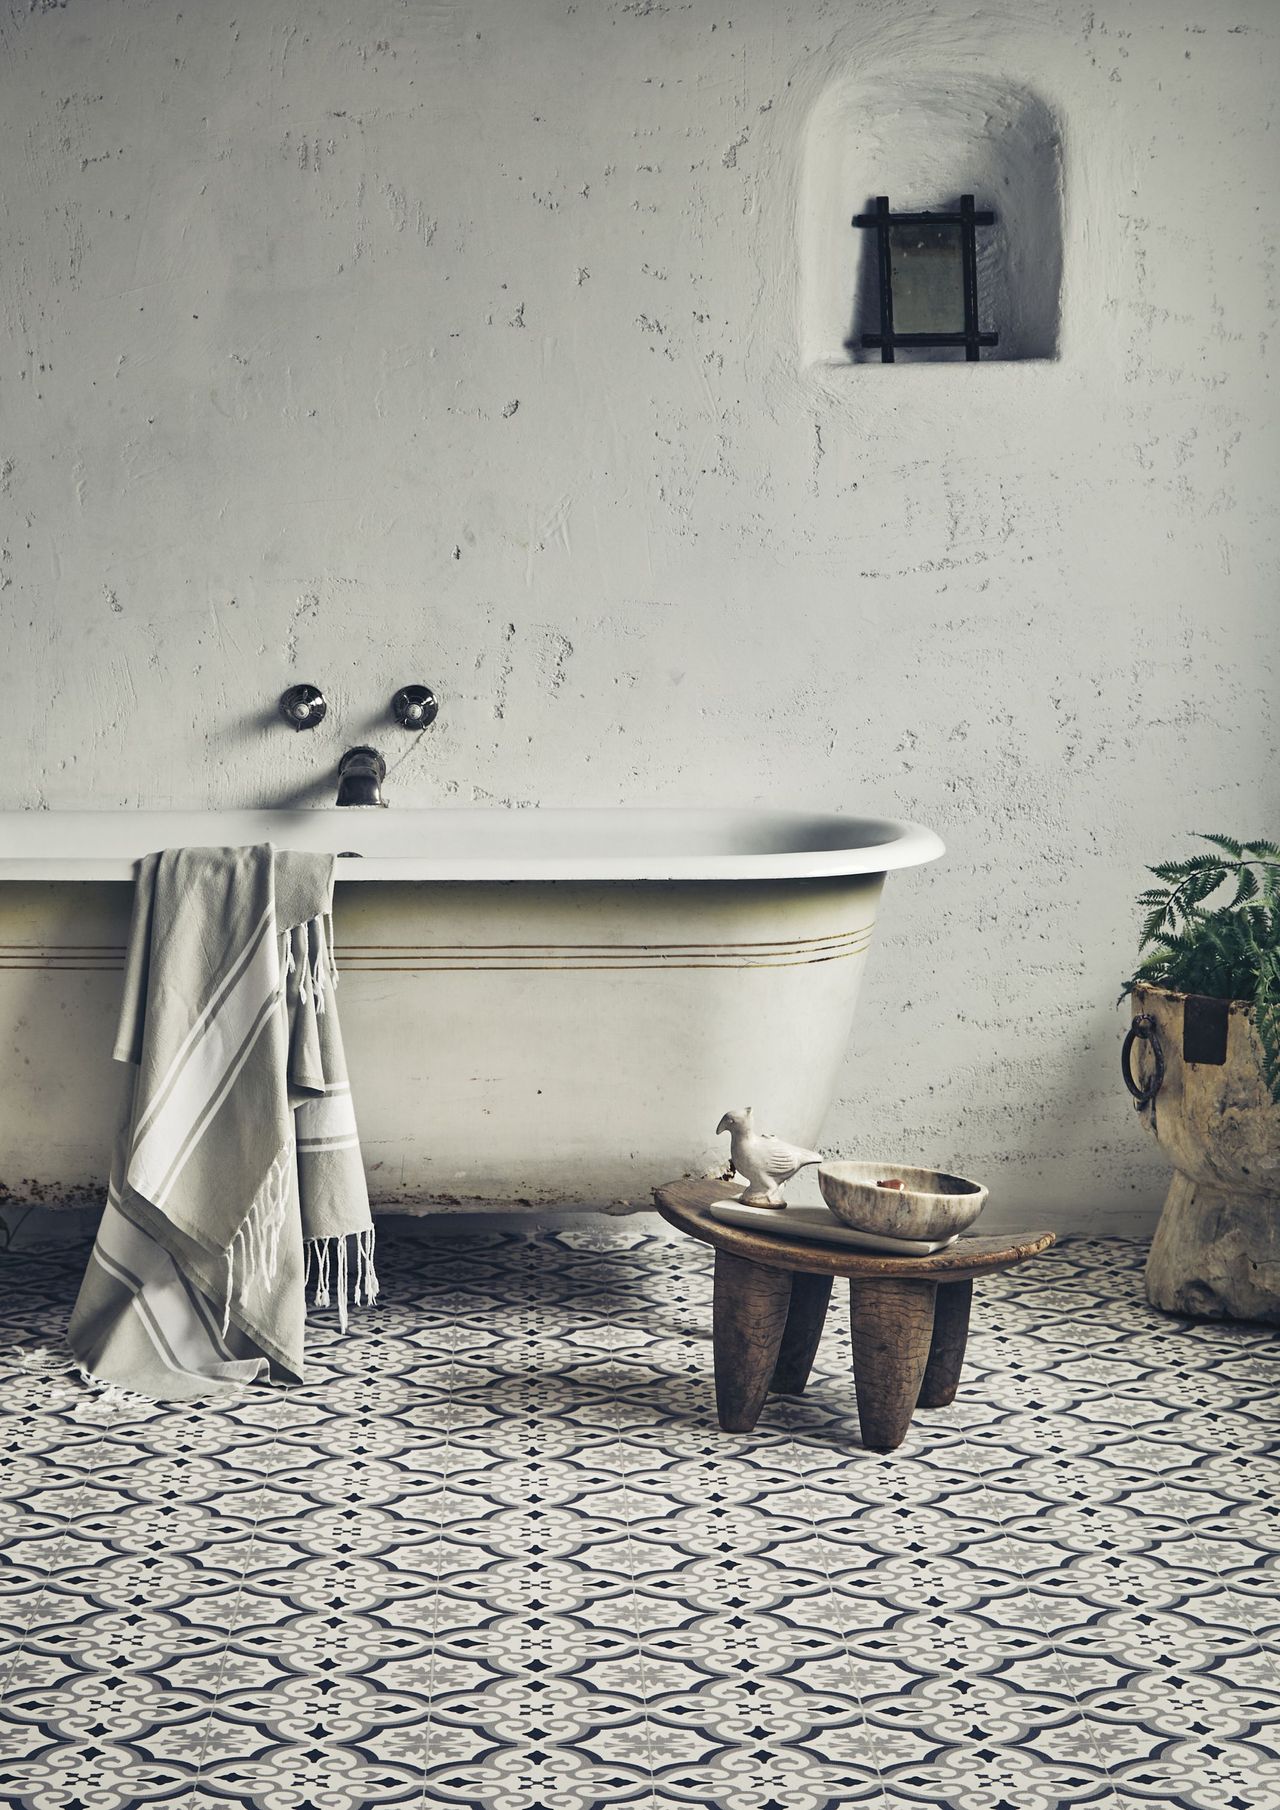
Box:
left=800, top=73, right=1064, bottom=367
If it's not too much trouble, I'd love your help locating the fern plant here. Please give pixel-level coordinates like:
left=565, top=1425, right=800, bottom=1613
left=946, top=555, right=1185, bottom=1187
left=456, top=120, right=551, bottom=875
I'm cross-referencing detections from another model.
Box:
left=1120, top=834, right=1280, bottom=1104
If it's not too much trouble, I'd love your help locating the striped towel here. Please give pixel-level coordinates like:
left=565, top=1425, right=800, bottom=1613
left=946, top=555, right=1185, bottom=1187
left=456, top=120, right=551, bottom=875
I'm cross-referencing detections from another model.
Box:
left=68, top=845, right=375, bottom=1401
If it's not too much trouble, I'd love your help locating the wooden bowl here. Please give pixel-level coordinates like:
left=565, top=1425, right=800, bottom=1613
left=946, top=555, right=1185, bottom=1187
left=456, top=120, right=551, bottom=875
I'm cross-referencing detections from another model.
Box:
left=817, top=1163, right=987, bottom=1242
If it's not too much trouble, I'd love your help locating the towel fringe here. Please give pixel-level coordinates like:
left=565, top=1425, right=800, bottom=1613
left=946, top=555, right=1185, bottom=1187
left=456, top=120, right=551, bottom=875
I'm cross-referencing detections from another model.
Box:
left=313, top=1237, right=331, bottom=1307
left=311, top=914, right=329, bottom=1014
left=73, top=1369, right=162, bottom=1418
left=75, top=1362, right=247, bottom=1415
left=223, top=1142, right=293, bottom=1335
left=283, top=915, right=337, bottom=1014
left=222, top=1228, right=238, bottom=1337
left=304, top=1227, right=377, bottom=1324
left=324, top=909, right=339, bottom=987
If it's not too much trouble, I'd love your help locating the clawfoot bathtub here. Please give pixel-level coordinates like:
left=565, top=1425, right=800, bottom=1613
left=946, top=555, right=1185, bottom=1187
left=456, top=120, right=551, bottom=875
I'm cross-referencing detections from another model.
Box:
left=0, top=809, right=942, bottom=1212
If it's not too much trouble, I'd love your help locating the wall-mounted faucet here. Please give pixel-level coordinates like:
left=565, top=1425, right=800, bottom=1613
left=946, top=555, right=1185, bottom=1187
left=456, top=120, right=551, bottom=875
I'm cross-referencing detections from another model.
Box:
left=336, top=746, right=387, bottom=808
left=276, top=683, right=438, bottom=807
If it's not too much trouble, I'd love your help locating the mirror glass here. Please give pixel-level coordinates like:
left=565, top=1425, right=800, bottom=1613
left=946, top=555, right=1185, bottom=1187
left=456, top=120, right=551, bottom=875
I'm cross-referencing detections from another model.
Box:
left=888, top=222, right=964, bottom=334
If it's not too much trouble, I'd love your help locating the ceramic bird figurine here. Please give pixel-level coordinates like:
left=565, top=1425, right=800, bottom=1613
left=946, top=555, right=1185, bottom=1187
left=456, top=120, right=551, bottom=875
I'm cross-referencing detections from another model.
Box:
left=715, top=1107, right=824, bottom=1207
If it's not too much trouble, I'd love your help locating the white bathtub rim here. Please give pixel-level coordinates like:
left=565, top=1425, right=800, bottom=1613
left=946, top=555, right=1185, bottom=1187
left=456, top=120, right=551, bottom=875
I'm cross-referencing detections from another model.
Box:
left=0, top=808, right=945, bottom=883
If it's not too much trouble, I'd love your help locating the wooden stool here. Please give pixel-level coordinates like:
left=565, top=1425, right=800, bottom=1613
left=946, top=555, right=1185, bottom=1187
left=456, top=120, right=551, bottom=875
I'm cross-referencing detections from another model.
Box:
left=654, top=1178, right=1055, bottom=1452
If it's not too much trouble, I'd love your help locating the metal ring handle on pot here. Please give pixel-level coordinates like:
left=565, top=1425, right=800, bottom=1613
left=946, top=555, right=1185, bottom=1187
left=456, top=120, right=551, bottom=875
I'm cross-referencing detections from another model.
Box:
left=1121, top=1013, right=1164, bottom=1110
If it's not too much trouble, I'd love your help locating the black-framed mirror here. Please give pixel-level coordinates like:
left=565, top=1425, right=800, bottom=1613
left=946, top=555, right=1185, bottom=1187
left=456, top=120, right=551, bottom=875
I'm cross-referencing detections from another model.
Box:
left=852, top=195, right=998, bottom=362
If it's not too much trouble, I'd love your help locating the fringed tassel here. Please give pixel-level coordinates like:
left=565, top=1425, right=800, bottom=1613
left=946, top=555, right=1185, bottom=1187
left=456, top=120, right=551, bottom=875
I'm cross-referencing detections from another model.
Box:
left=311, top=915, right=328, bottom=1015
left=73, top=1372, right=160, bottom=1419
left=267, top=1194, right=282, bottom=1280
left=362, top=1227, right=380, bottom=1305
left=324, top=909, right=339, bottom=988
left=222, top=1228, right=238, bottom=1337
left=313, top=1237, right=331, bottom=1307
left=283, top=917, right=335, bottom=1011
left=350, top=1228, right=378, bottom=1308
left=223, top=1144, right=292, bottom=1335
left=304, top=1228, right=377, bottom=1324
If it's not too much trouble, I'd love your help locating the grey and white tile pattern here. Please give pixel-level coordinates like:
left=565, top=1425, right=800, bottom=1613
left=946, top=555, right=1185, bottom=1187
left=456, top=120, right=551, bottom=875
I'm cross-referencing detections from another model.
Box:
left=0, top=1222, right=1276, bottom=1809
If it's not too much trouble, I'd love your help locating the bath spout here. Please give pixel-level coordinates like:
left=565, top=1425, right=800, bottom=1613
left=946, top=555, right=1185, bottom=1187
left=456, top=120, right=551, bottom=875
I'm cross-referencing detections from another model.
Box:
left=336, top=747, right=387, bottom=808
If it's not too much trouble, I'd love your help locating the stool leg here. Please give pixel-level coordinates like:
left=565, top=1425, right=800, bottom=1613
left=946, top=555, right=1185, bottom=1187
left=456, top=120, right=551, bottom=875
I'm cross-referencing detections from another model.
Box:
left=769, top=1272, right=833, bottom=1396
left=917, top=1279, right=973, bottom=1409
left=712, top=1252, right=793, bottom=1432
left=848, top=1279, right=938, bottom=1452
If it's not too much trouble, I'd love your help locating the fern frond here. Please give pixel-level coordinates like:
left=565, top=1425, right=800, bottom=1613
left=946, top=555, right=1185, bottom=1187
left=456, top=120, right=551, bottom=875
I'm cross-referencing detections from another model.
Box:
left=1180, top=867, right=1226, bottom=909
left=1139, top=907, right=1169, bottom=947
left=1154, top=931, right=1203, bottom=957
left=1122, top=834, right=1280, bottom=1102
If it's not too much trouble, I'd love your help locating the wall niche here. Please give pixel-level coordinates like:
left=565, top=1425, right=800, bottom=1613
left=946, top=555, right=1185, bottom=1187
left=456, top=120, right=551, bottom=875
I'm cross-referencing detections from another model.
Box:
left=800, top=73, right=1064, bottom=367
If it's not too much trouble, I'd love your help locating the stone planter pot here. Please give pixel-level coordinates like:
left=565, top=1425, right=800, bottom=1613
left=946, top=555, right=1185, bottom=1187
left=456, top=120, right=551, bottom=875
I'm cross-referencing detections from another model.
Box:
left=1123, top=984, right=1280, bottom=1324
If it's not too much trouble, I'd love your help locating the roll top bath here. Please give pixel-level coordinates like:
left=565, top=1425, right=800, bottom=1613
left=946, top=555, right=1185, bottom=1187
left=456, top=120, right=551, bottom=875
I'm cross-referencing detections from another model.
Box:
left=68, top=845, right=375, bottom=1401
left=0, top=808, right=943, bottom=1212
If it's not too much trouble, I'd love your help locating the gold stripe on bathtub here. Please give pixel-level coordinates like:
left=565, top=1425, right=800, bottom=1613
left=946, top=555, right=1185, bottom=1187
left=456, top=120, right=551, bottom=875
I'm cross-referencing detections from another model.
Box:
left=0, top=924, right=874, bottom=973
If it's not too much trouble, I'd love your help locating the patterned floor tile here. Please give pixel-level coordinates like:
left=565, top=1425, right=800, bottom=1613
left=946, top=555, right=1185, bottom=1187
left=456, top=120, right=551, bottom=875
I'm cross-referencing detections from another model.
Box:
left=649, top=1748, right=885, bottom=1810
left=418, top=1738, right=654, bottom=1810
left=0, top=1402, right=116, bottom=1691
left=0, top=1740, right=203, bottom=1810
left=196, top=1723, right=428, bottom=1807
left=1, top=1226, right=1278, bottom=1810
left=876, top=1739, right=1117, bottom=1809
left=1108, top=1736, right=1280, bottom=1810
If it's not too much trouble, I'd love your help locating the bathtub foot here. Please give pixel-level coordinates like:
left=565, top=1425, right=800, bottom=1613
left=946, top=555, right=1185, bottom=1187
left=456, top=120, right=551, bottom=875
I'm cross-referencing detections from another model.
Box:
left=769, top=1272, right=833, bottom=1396
left=916, top=1279, right=972, bottom=1409
left=848, top=1278, right=938, bottom=1452
left=712, top=1252, right=792, bottom=1432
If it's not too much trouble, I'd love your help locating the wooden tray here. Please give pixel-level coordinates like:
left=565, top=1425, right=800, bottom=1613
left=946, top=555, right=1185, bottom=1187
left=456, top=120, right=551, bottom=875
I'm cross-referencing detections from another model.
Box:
left=708, top=1199, right=962, bottom=1257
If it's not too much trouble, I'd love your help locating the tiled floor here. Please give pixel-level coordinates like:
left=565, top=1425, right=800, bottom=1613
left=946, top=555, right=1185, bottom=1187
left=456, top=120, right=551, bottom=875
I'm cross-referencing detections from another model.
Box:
left=1, top=1220, right=1277, bottom=1810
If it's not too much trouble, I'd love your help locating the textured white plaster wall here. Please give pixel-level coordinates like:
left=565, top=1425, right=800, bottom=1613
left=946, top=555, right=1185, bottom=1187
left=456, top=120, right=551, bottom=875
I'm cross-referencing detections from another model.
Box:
left=1, top=0, right=1276, bottom=1233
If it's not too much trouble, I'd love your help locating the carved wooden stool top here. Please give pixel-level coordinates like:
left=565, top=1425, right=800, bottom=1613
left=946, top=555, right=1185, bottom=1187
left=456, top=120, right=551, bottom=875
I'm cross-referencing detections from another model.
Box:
left=653, top=1178, right=1055, bottom=1280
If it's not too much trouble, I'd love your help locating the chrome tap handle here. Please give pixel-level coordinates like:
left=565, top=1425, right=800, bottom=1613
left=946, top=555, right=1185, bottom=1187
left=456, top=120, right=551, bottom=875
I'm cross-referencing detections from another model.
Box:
left=391, top=684, right=438, bottom=730
left=279, top=684, right=327, bottom=731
